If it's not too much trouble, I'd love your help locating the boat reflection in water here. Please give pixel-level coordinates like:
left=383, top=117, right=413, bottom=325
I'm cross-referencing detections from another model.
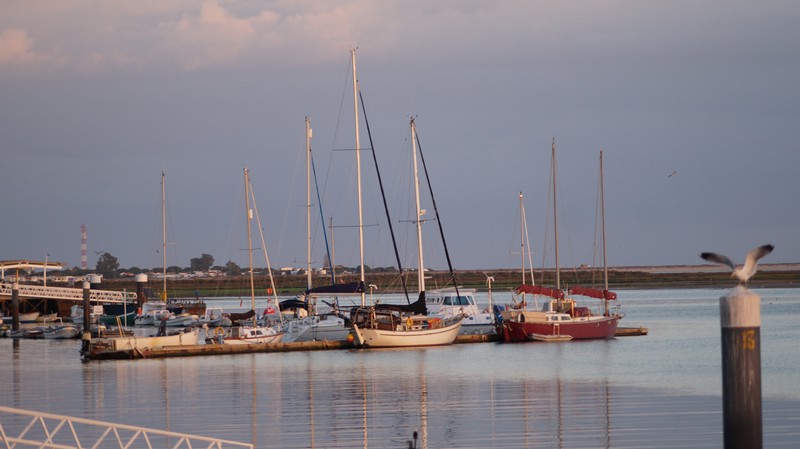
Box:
left=5, top=288, right=800, bottom=448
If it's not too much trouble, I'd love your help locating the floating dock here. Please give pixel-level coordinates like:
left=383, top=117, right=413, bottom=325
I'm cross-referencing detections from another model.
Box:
left=615, top=326, right=649, bottom=336
left=82, top=327, right=645, bottom=360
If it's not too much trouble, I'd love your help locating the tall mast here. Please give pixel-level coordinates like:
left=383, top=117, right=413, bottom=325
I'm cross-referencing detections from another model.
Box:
left=329, top=217, right=336, bottom=283
left=352, top=48, right=366, bottom=307
left=244, top=167, right=256, bottom=324
left=552, top=139, right=560, bottom=290
left=411, top=118, right=425, bottom=292
left=520, top=192, right=525, bottom=285
left=600, top=150, right=609, bottom=315
left=306, top=116, right=313, bottom=291
left=161, top=170, right=167, bottom=299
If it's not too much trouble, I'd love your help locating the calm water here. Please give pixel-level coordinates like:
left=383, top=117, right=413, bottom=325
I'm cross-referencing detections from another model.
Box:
left=2, top=287, right=799, bottom=448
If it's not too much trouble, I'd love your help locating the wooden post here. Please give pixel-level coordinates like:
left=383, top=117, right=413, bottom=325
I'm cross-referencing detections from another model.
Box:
left=720, top=285, right=762, bottom=449
left=11, top=283, right=20, bottom=331
left=82, top=281, right=91, bottom=338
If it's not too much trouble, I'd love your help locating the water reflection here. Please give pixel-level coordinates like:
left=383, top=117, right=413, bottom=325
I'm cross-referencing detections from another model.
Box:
left=3, top=288, right=800, bottom=448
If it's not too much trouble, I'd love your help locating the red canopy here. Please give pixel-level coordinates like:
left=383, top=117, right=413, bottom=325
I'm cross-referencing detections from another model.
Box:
left=515, top=284, right=565, bottom=300
left=568, top=286, right=617, bottom=300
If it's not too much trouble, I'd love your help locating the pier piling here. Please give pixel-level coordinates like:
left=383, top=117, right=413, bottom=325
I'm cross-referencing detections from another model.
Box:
left=11, top=283, right=19, bottom=331
left=81, top=281, right=91, bottom=353
left=720, top=285, right=762, bottom=449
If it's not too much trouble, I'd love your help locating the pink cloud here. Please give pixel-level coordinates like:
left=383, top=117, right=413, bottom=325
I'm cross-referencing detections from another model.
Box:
left=0, top=28, right=50, bottom=66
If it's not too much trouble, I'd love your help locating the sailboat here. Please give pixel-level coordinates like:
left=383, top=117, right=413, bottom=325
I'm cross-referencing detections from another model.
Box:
left=217, top=167, right=284, bottom=345
left=350, top=116, right=463, bottom=348
left=281, top=117, right=353, bottom=343
left=498, top=142, right=622, bottom=341
left=136, top=171, right=177, bottom=326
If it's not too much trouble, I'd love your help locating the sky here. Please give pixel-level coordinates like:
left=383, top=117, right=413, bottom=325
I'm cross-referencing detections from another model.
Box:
left=1, top=0, right=799, bottom=273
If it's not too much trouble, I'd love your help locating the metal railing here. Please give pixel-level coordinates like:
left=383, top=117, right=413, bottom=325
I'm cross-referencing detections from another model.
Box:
left=0, top=284, right=136, bottom=303
left=0, top=406, right=254, bottom=449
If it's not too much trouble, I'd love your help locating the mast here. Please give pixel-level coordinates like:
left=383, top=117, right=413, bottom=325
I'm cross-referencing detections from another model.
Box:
left=600, top=150, right=609, bottom=315
left=552, top=139, right=560, bottom=290
left=352, top=48, right=366, bottom=307
left=244, top=167, right=256, bottom=326
left=161, top=170, right=167, bottom=299
left=411, top=118, right=425, bottom=293
left=249, top=179, right=284, bottom=326
left=329, top=217, right=336, bottom=283
left=520, top=192, right=525, bottom=285
left=306, top=116, right=313, bottom=291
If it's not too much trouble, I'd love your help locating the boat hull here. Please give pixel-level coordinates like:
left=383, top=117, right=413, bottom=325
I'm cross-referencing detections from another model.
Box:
left=222, top=333, right=284, bottom=345
left=43, top=325, right=81, bottom=339
left=109, top=329, right=200, bottom=351
left=283, top=315, right=351, bottom=342
left=353, top=320, right=462, bottom=348
left=501, top=315, right=620, bottom=341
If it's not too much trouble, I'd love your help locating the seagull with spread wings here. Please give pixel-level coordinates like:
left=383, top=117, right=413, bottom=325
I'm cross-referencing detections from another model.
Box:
left=700, top=244, right=774, bottom=284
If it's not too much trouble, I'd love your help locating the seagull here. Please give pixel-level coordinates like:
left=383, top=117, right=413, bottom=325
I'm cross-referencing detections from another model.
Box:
left=668, top=170, right=677, bottom=177
left=700, top=244, right=774, bottom=284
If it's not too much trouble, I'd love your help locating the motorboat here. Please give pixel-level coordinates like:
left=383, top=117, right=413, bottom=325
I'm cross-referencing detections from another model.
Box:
left=425, top=288, right=494, bottom=335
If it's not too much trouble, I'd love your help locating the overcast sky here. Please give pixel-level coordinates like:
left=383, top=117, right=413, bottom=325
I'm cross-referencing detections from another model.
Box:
left=2, top=1, right=798, bottom=273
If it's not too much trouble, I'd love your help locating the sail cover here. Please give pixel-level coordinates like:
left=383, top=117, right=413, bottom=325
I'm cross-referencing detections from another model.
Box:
left=304, top=281, right=365, bottom=296
left=568, top=286, right=617, bottom=300
left=374, top=292, right=428, bottom=315
left=515, top=284, right=565, bottom=300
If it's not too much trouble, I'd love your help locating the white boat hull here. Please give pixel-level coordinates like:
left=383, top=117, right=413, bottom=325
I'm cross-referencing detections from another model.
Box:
left=353, top=319, right=462, bottom=348
left=221, top=333, right=284, bottom=345
left=110, top=329, right=200, bottom=351
left=283, top=315, right=351, bottom=343
left=43, top=325, right=81, bottom=339
left=220, top=325, right=284, bottom=345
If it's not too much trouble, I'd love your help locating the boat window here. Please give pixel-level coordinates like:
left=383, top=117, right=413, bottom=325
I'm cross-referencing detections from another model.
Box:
left=457, top=296, right=471, bottom=305
left=443, top=297, right=453, bottom=305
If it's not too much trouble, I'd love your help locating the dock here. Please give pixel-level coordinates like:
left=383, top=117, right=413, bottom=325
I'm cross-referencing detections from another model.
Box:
left=82, top=327, right=645, bottom=360
left=615, top=326, right=649, bottom=336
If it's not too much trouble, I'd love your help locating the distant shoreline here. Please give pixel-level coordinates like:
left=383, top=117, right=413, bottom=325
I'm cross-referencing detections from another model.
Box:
left=48, top=263, right=797, bottom=297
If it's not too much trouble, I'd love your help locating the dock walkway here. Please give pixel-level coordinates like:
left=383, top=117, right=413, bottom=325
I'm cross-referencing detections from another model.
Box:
left=83, top=328, right=645, bottom=360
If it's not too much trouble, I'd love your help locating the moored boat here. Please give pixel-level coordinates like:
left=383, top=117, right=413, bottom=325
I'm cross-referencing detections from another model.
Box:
left=134, top=301, right=169, bottom=326
left=212, top=167, right=284, bottom=346
left=216, top=325, right=283, bottom=345
left=99, top=310, right=137, bottom=326
left=350, top=300, right=463, bottom=348
left=43, top=320, right=81, bottom=339
left=1, top=311, right=40, bottom=324
left=498, top=145, right=623, bottom=342
left=425, top=288, right=494, bottom=335
left=85, top=327, right=201, bottom=356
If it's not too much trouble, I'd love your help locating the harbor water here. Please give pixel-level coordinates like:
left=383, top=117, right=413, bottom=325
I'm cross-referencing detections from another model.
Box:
left=2, top=287, right=799, bottom=448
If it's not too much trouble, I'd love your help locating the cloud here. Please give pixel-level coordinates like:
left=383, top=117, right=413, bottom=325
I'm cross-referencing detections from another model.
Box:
left=0, top=28, right=53, bottom=67
left=162, top=1, right=265, bottom=70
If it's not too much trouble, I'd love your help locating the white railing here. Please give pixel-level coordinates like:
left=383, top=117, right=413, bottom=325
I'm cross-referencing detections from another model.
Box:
left=0, top=405, right=254, bottom=449
left=0, top=284, right=136, bottom=303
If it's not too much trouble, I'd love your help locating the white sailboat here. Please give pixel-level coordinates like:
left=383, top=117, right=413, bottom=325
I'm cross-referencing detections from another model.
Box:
left=136, top=171, right=170, bottom=326
left=219, top=167, right=284, bottom=345
left=281, top=117, right=352, bottom=343
left=351, top=115, right=462, bottom=348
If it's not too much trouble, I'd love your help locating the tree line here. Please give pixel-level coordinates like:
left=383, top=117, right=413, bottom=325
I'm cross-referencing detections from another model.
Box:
left=65, top=252, right=398, bottom=279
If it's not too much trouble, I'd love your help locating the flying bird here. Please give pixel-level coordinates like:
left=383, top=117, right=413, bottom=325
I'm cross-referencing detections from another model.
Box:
left=700, top=244, right=774, bottom=284
left=668, top=170, right=677, bottom=177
